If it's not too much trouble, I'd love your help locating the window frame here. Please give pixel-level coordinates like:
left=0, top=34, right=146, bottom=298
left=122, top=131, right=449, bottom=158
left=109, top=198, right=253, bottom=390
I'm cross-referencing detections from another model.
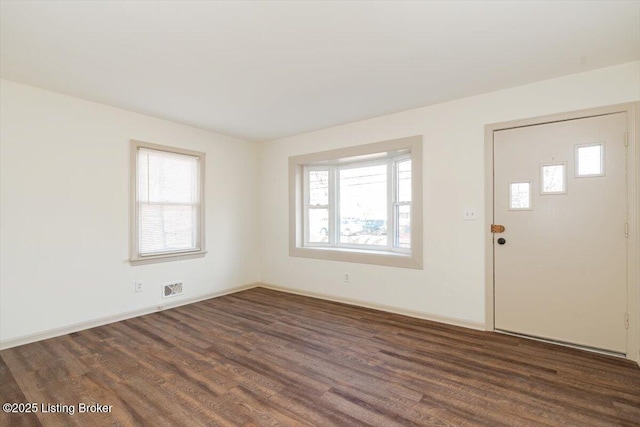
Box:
left=289, top=136, right=423, bottom=269
left=303, top=156, right=411, bottom=253
left=130, top=140, right=206, bottom=265
left=303, top=165, right=333, bottom=247
left=393, top=154, right=412, bottom=251
left=575, top=142, right=606, bottom=178
left=508, top=180, right=532, bottom=211
left=539, top=161, right=568, bottom=195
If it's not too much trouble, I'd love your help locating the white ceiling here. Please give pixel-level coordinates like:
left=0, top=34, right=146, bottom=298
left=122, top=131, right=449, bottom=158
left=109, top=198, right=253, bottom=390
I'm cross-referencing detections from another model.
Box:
left=1, top=1, right=639, bottom=142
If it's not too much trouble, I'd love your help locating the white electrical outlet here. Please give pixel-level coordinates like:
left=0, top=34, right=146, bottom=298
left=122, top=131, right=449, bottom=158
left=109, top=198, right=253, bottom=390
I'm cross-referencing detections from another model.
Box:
left=463, top=208, right=478, bottom=221
left=134, top=281, right=143, bottom=293
left=344, top=273, right=350, bottom=283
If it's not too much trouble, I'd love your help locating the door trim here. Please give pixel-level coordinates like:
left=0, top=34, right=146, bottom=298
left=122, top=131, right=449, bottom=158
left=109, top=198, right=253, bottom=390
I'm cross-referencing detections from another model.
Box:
left=484, top=102, right=639, bottom=364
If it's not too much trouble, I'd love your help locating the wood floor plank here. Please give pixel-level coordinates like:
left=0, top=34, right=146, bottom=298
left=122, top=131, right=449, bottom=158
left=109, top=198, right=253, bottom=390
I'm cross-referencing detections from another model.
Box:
left=0, top=356, right=42, bottom=427
left=1, top=287, right=639, bottom=426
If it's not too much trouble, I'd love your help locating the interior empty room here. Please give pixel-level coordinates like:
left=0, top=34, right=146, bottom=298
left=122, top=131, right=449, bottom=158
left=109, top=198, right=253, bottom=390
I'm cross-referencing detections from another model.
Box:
left=1, top=1, right=639, bottom=426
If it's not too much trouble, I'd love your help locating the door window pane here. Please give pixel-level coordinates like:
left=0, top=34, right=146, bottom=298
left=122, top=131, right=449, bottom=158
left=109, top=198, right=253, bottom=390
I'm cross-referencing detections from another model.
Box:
left=509, top=182, right=531, bottom=210
left=576, top=143, right=604, bottom=177
left=541, top=163, right=566, bottom=194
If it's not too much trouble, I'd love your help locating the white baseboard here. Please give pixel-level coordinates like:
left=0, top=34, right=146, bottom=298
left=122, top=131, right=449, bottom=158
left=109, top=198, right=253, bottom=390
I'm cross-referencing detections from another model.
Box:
left=256, top=282, right=485, bottom=331
left=1, top=282, right=485, bottom=351
left=0, top=283, right=259, bottom=351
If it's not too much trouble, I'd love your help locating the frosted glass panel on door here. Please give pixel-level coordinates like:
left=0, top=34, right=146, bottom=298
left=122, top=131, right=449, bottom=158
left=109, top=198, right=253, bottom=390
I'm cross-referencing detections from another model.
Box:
left=509, top=182, right=531, bottom=210
left=576, top=144, right=604, bottom=177
left=541, top=163, right=566, bottom=194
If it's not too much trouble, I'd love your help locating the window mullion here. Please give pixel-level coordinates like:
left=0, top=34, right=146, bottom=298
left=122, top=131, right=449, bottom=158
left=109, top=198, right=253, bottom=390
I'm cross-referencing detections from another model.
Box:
left=303, top=167, right=310, bottom=246
left=330, top=166, right=339, bottom=246
left=388, top=159, right=396, bottom=250
left=304, top=166, right=333, bottom=246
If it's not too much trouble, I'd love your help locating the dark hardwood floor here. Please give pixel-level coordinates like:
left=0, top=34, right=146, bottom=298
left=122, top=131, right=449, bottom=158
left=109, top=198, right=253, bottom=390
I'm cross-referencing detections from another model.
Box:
left=1, top=287, right=639, bottom=426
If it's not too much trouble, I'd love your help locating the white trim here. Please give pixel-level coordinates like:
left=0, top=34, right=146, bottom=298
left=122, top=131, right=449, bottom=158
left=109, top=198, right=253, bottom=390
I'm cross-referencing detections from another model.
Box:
left=130, top=250, right=207, bottom=266
left=484, top=102, right=639, bottom=364
left=306, top=158, right=402, bottom=252
left=303, top=166, right=331, bottom=247
left=387, top=160, right=394, bottom=251
left=289, top=135, right=423, bottom=269
left=0, top=283, right=257, bottom=351
left=0, top=282, right=485, bottom=351
left=575, top=142, right=606, bottom=178
left=330, top=166, right=338, bottom=246
left=393, top=156, right=412, bottom=252
left=130, top=140, right=206, bottom=265
left=496, top=329, right=626, bottom=359
left=257, top=282, right=485, bottom=331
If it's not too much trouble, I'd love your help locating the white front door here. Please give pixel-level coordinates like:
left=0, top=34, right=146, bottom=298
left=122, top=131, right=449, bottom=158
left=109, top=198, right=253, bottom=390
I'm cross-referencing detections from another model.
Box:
left=493, top=112, right=628, bottom=354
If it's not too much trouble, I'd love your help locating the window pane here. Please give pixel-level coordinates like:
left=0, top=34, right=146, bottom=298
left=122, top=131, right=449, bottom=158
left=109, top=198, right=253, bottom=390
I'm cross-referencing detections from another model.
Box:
left=139, top=204, right=199, bottom=255
left=308, top=208, right=329, bottom=243
left=577, top=144, right=603, bottom=176
left=509, top=182, right=531, bottom=210
left=541, top=163, right=565, bottom=193
left=137, top=147, right=201, bottom=256
left=339, top=165, right=387, bottom=246
left=309, top=169, right=329, bottom=206
left=139, top=148, right=199, bottom=204
left=397, top=205, right=411, bottom=248
left=397, top=159, right=411, bottom=202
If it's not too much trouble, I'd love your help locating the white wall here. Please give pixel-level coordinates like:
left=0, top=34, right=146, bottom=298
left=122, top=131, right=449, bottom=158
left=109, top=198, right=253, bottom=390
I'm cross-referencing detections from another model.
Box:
left=0, top=80, right=260, bottom=345
left=258, top=61, right=640, bottom=325
left=2, top=61, right=639, bottom=348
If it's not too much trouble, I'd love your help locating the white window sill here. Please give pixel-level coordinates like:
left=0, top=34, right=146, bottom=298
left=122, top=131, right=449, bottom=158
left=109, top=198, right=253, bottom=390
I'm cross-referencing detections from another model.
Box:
left=130, top=250, right=207, bottom=266
left=290, top=246, right=422, bottom=269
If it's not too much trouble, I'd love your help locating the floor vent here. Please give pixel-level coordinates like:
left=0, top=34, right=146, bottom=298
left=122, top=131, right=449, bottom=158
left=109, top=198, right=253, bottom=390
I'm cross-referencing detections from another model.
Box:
left=163, top=282, right=183, bottom=298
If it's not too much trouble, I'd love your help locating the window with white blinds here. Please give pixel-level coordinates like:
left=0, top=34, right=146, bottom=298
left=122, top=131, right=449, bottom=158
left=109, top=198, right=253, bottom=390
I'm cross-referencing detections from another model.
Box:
left=130, top=141, right=206, bottom=264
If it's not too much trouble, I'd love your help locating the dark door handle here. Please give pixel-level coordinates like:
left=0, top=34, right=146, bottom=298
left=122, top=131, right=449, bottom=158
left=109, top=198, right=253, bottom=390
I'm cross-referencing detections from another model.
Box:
left=497, top=238, right=506, bottom=245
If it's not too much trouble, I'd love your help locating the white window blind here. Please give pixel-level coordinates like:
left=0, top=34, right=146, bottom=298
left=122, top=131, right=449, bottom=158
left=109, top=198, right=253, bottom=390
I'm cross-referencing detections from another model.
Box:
left=137, top=147, right=201, bottom=256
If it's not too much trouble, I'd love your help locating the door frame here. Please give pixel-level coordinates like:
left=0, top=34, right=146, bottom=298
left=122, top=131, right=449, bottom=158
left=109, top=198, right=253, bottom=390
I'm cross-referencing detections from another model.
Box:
left=484, top=102, right=640, bottom=364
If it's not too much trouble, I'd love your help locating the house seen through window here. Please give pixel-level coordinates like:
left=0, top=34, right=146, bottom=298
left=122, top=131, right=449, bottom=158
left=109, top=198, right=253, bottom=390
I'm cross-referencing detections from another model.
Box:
left=305, top=156, right=411, bottom=251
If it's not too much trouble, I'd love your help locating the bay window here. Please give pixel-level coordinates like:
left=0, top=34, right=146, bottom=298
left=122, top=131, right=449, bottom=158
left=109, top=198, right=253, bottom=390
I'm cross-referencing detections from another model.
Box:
left=290, top=136, right=422, bottom=269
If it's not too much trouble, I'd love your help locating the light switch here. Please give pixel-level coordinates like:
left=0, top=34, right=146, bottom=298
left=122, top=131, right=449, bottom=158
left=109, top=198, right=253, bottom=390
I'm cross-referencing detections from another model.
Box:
left=463, top=208, right=478, bottom=221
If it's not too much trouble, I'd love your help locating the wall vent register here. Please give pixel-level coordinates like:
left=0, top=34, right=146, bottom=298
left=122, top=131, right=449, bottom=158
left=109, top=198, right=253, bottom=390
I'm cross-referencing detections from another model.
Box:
left=163, top=282, right=183, bottom=298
